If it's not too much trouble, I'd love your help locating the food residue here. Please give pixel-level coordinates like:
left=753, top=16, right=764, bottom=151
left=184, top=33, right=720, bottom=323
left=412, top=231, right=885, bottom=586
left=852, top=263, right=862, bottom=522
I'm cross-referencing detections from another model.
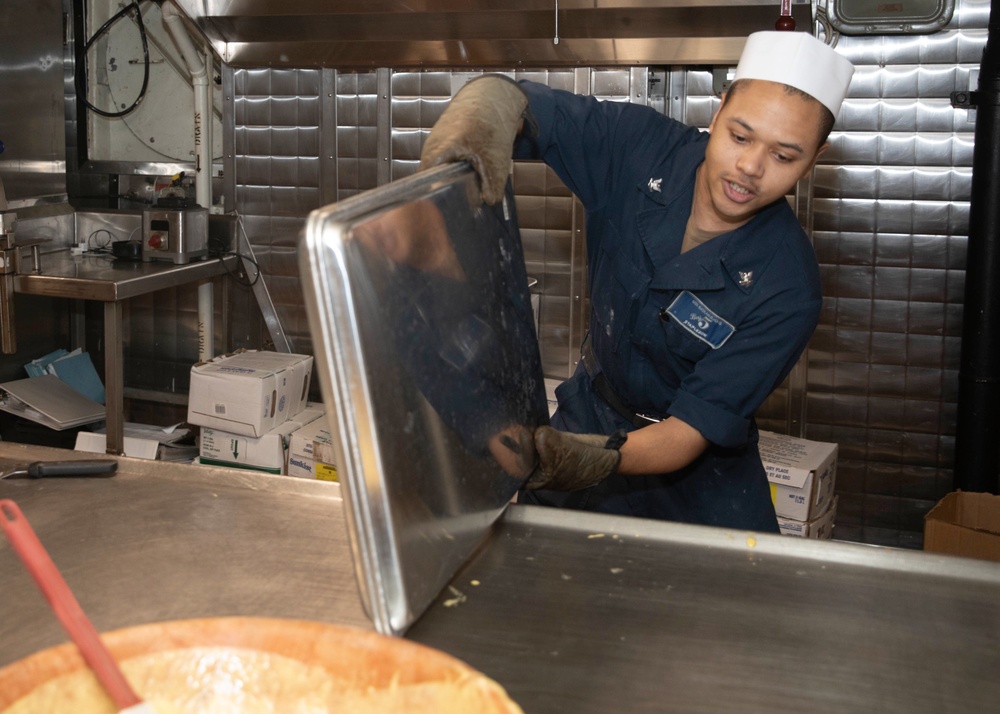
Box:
left=442, top=585, right=467, bottom=608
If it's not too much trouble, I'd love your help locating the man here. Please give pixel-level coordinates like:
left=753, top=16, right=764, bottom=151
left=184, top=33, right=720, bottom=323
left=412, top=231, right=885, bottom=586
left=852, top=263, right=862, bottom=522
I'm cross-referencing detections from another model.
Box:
left=420, top=31, right=854, bottom=532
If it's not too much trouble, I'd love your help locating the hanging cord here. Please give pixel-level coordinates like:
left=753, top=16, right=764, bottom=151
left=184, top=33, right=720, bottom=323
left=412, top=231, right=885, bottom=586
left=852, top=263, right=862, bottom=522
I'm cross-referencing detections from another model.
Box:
left=76, top=0, right=151, bottom=118
left=206, top=216, right=261, bottom=288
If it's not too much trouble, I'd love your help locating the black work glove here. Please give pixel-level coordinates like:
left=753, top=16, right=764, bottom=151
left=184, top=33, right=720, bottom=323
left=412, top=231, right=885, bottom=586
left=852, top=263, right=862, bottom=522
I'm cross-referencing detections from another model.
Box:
left=419, top=75, right=529, bottom=205
left=525, top=426, right=627, bottom=492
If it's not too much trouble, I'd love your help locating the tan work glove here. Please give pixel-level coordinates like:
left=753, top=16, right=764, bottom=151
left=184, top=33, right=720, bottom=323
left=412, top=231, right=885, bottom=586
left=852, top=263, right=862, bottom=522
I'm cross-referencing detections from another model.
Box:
left=525, top=426, right=627, bottom=492
left=419, top=75, right=529, bottom=205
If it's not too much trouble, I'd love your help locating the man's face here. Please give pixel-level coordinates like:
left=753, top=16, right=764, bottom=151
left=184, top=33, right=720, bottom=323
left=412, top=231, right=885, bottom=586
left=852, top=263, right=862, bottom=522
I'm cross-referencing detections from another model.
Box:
left=696, top=80, right=828, bottom=233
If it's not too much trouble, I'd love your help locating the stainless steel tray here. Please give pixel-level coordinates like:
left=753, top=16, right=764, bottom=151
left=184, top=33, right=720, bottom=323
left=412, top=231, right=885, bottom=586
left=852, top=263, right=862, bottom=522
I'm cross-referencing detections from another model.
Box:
left=300, top=164, right=548, bottom=635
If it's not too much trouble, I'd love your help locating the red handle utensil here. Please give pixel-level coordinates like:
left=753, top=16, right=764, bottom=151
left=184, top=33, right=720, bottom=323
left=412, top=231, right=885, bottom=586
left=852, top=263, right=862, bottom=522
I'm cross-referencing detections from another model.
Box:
left=0, top=499, right=146, bottom=711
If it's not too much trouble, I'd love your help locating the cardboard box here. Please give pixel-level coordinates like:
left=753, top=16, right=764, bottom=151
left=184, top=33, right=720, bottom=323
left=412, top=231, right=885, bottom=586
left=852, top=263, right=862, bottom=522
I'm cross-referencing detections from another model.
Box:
left=778, top=497, right=837, bottom=539
left=286, top=455, right=314, bottom=479
left=187, top=350, right=314, bottom=437
left=199, top=403, right=324, bottom=473
left=759, top=430, right=838, bottom=521
left=288, top=413, right=330, bottom=463
left=312, top=433, right=339, bottom=482
left=75, top=432, right=160, bottom=460
left=924, top=491, right=1000, bottom=562
left=235, top=350, right=313, bottom=418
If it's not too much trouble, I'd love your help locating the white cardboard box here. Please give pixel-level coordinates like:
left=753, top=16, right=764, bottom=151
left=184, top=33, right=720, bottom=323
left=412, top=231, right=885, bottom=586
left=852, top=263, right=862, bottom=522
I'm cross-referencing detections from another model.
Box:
left=759, top=430, right=838, bottom=522
left=288, top=413, right=330, bottom=463
left=778, top=497, right=838, bottom=539
left=199, top=403, right=324, bottom=473
left=75, top=432, right=160, bottom=460
left=187, top=351, right=314, bottom=437
left=286, top=455, right=314, bottom=479
left=235, top=350, right=313, bottom=418
left=312, top=433, right=339, bottom=482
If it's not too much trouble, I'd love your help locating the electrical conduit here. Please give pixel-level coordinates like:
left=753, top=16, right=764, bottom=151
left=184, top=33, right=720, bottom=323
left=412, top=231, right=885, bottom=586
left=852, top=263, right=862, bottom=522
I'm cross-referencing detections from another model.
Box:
left=162, top=1, right=214, bottom=362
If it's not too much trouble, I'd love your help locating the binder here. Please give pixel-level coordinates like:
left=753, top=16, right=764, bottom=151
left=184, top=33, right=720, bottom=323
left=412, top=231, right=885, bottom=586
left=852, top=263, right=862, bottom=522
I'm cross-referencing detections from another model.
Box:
left=0, top=375, right=105, bottom=430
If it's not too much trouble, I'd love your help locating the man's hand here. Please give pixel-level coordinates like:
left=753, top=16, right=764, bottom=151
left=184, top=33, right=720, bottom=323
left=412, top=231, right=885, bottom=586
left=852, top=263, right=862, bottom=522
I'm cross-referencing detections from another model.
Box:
left=525, top=426, right=626, bottom=492
left=419, top=75, right=528, bottom=205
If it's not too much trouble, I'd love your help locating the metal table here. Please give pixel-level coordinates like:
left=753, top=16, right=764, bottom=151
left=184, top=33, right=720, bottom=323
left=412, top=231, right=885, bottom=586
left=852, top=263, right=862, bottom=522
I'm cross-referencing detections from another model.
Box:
left=13, top=250, right=238, bottom=454
left=1, top=442, right=999, bottom=713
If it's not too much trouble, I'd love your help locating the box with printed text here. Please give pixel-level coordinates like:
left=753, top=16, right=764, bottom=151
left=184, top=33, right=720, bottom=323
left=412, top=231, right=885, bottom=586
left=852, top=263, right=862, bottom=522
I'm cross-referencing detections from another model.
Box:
left=288, top=413, right=330, bottom=464
left=759, top=430, right=838, bottom=522
left=187, top=350, right=314, bottom=437
left=198, top=403, right=324, bottom=473
left=778, top=497, right=838, bottom=539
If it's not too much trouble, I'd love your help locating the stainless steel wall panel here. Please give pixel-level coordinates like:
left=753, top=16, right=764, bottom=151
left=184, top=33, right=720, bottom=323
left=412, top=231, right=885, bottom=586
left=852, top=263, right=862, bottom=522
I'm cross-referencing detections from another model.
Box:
left=335, top=72, right=379, bottom=200
left=512, top=153, right=583, bottom=378
left=231, top=66, right=330, bottom=352
left=825, top=132, right=879, bottom=165
left=680, top=96, right=720, bottom=128
left=213, top=0, right=983, bottom=548
left=0, top=0, right=67, bottom=206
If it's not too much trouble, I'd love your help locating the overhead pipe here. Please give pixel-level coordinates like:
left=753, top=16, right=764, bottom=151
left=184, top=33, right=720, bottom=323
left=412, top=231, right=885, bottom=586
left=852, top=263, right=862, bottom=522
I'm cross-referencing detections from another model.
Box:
left=162, top=1, right=214, bottom=363
left=954, top=0, right=1000, bottom=493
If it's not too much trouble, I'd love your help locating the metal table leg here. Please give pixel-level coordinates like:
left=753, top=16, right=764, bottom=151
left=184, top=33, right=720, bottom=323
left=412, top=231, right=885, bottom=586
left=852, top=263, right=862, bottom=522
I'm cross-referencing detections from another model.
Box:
left=104, top=301, right=124, bottom=455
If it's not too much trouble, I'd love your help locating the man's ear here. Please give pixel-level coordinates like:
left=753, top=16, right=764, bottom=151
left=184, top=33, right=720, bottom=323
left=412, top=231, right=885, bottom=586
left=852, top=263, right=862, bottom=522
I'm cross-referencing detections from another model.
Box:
left=709, top=91, right=729, bottom=133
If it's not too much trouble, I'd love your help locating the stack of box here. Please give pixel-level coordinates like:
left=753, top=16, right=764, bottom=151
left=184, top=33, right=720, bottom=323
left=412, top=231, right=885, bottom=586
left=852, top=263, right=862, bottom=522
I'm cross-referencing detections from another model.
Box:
left=187, top=350, right=319, bottom=474
left=758, top=430, right=838, bottom=539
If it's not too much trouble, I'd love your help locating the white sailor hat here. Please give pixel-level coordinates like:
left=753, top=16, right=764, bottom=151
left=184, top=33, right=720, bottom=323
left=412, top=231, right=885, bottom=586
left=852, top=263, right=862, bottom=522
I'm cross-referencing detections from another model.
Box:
left=734, top=31, right=855, bottom=117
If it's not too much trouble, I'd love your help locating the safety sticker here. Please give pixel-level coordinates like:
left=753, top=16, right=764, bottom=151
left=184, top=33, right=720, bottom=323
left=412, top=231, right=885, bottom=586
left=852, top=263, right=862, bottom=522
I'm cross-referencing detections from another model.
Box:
left=665, top=291, right=735, bottom=349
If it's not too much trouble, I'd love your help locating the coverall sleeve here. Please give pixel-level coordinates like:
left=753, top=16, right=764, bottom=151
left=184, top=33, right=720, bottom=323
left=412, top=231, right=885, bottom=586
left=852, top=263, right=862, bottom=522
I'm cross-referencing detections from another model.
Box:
left=513, top=80, right=699, bottom=212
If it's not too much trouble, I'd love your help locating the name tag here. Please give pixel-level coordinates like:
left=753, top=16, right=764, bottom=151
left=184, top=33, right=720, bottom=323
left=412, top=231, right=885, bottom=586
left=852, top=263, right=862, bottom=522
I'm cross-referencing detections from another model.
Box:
left=665, top=291, right=735, bottom=349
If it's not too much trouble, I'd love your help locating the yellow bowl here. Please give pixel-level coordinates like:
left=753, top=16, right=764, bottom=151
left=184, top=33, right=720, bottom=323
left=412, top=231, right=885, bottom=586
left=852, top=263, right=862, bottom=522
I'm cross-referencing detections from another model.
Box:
left=0, top=617, right=522, bottom=713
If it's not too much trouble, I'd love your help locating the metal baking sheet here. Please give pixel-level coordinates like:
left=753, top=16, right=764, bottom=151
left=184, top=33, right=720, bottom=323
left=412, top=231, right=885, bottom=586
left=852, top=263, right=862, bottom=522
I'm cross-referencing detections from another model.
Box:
left=299, top=164, right=548, bottom=635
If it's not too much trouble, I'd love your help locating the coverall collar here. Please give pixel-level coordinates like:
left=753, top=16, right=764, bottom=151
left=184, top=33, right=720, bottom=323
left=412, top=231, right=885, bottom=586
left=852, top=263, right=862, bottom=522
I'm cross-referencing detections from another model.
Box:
left=636, top=146, right=789, bottom=294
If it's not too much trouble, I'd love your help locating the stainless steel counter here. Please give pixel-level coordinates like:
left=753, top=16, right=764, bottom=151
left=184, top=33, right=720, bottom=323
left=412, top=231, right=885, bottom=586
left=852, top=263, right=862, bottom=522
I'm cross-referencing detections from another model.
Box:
left=2, top=442, right=999, bottom=713
left=0, top=443, right=369, bottom=667
left=409, top=507, right=1000, bottom=713
left=12, top=250, right=238, bottom=454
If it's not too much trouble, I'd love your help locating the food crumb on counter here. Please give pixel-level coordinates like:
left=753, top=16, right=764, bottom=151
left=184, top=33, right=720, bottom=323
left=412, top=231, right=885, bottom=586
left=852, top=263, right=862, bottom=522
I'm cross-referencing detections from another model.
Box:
left=746, top=536, right=757, bottom=548
left=587, top=533, right=606, bottom=539
left=442, top=585, right=466, bottom=608
left=609, top=567, right=624, bottom=574
left=470, top=579, right=481, bottom=586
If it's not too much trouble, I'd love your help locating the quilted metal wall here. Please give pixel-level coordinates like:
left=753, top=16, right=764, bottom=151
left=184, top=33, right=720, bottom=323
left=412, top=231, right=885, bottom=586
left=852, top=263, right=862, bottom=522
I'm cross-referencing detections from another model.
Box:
left=803, top=0, right=986, bottom=547
left=225, top=0, right=986, bottom=547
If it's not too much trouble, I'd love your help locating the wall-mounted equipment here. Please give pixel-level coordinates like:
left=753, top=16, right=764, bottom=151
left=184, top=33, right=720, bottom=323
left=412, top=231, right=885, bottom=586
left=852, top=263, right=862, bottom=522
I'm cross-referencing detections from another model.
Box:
left=827, top=0, right=955, bottom=34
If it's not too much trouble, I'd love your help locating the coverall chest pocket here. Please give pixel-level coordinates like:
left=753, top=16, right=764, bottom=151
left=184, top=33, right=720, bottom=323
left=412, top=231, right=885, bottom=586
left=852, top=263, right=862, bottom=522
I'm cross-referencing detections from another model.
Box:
left=655, top=290, right=733, bottom=364
left=591, top=225, right=651, bottom=354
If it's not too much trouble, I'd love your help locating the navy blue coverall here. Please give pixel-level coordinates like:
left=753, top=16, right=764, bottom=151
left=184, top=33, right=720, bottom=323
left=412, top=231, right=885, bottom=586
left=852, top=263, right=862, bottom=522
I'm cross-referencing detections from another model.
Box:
left=515, top=80, right=822, bottom=533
